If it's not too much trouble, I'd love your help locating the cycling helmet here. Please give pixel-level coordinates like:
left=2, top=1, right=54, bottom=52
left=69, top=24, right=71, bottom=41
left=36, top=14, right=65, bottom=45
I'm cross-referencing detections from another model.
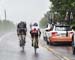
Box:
left=33, top=22, right=38, bottom=26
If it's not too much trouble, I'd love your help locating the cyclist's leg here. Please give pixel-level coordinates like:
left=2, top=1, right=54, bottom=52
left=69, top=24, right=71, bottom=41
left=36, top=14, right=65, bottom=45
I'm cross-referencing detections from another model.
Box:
left=24, top=31, right=26, bottom=43
left=32, top=38, right=33, bottom=46
left=19, top=30, right=24, bottom=47
left=19, top=35, right=23, bottom=47
left=24, top=35, right=26, bottom=43
left=35, top=35, right=39, bottom=48
left=31, top=34, right=34, bottom=46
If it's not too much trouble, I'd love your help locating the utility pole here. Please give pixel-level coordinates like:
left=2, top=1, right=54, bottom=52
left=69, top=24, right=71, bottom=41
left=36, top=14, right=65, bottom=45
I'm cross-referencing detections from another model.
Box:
left=4, top=9, right=6, bottom=20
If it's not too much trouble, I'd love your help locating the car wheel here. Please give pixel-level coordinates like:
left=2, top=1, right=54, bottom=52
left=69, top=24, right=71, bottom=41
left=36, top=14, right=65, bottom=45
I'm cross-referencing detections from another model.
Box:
left=47, top=40, right=49, bottom=45
left=73, top=47, right=75, bottom=55
left=50, top=40, right=53, bottom=45
left=43, top=36, right=47, bottom=41
left=72, top=34, right=74, bottom=45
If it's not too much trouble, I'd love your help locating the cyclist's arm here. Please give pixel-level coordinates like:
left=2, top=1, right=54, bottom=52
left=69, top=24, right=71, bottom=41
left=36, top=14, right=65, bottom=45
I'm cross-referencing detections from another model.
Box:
left=38, top=29, right=41, bottom=37
left=17, top=24, right=20, bottom=36
left=30, top=30, right=31, bottom=34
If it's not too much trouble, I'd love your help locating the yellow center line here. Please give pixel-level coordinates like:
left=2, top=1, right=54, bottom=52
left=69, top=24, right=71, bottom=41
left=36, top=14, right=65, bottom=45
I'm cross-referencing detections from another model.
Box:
left=46, top=46, right=70, bottom=60
left=39, top=42, right=70, bottom=60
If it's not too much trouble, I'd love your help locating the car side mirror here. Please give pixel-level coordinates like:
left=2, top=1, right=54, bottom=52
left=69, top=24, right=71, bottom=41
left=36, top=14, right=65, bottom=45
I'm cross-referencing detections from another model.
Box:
left=45, top=29, right=49, bottom=31
left=72, top=26, right=75, bottom=31
left=45, top=29, right=52, bottom=31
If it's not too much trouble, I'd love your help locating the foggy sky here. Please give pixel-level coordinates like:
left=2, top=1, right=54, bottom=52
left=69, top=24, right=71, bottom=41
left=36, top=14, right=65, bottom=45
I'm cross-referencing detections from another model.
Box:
left=0, top=0, right=51, bottom=24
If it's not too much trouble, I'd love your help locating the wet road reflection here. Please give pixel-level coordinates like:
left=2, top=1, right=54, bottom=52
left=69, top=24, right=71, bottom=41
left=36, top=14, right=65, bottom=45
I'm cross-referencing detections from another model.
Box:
left=0, top=32, right=59, bottom=60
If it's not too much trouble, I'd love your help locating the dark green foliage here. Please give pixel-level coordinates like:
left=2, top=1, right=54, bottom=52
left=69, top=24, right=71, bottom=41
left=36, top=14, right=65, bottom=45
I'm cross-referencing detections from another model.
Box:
left=40, top=0, right=75, bottom=27
left=50, top=0, right=75, bottom=21
left=39, top=17, right=48, bottom=28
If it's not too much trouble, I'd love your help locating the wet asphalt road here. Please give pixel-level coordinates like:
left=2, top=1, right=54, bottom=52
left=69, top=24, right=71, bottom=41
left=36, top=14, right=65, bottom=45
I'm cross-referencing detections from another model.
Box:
left=0, top=32, right=59, bottom=60
left=40, top=36, right=75, bottom=60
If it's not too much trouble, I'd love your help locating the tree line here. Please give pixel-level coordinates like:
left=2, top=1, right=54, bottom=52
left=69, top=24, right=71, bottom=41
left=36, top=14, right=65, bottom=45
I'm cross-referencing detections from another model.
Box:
left=40, top=0, right=75, bottom=28
left=0, top=20, right=15, bottom=32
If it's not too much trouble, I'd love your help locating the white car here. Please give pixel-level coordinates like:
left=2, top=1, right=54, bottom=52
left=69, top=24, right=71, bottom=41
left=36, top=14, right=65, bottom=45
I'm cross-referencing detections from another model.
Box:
left=43, top=28, right=50, bottom=41
left=43, top=25, right=74, bottom=45
left=43, top=24, right=53, bottom=41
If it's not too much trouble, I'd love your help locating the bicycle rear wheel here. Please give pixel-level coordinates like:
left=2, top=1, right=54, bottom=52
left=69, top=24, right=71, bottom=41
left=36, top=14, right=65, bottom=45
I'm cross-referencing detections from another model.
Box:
left=34, top=47, right=36, bottom=54
left=33, top=37, right=37, bottom=54
left=22, top=45, right=24, bottom=51
left=20, top=35, right=26, bottom=50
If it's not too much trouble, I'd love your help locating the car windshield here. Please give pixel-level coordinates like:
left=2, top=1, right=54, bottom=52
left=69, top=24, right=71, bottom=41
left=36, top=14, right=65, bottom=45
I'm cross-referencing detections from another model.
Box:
left=55, top=26, right=71, bottom=31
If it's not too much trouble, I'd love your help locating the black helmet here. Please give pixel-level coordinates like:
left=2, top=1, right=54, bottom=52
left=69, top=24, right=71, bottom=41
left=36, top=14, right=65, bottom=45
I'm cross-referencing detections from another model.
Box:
left=33, top=22, right=38, bottom=26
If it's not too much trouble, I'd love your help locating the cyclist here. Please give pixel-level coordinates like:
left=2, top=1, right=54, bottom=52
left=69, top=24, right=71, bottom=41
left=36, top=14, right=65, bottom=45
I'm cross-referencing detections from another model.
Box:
left=30, top=22, right=41, bottom=48
left=17, top=21, right=27, bottom=46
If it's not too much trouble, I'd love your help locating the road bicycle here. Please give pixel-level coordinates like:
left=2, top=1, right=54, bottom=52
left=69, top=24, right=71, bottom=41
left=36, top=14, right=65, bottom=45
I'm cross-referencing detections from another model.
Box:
left=19, top=32, right=26, bottom=51
left=32, top=35, right=38, bottom=54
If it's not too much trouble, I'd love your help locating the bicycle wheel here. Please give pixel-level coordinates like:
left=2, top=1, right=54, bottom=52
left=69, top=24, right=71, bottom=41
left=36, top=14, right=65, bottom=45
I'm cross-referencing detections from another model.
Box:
left=22, top=45, right=24, bottom=51
left=20, top=35, right=25, bottom=50
left=34, top=37, right=37, bottom=54
left=34, top=46, right=36, bottom=54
